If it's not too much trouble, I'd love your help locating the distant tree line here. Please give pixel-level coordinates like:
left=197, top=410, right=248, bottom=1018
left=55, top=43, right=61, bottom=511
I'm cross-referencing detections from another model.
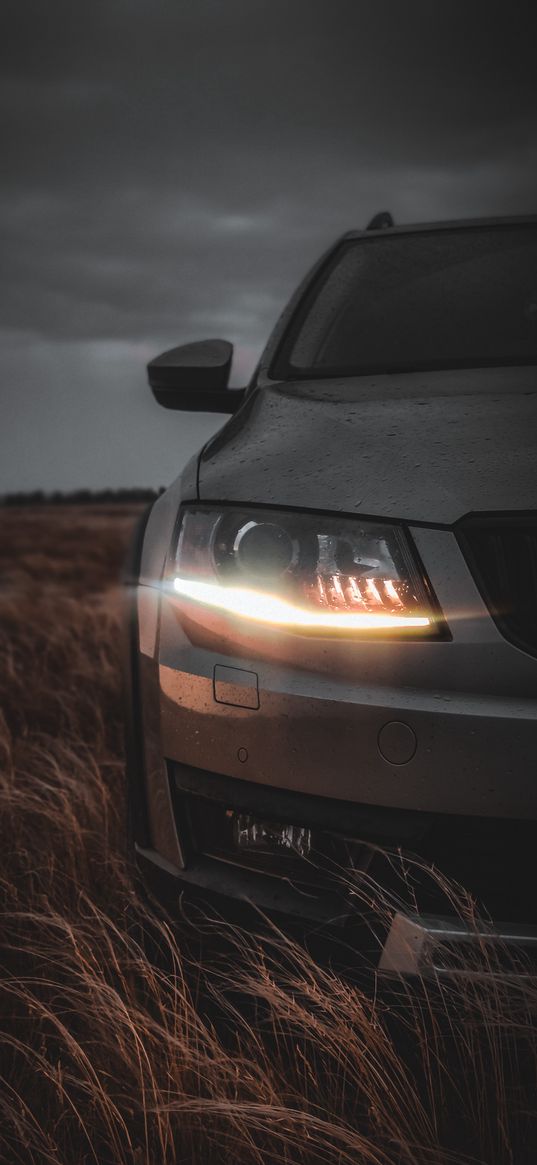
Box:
left=1, top=488, right=165, bottom=506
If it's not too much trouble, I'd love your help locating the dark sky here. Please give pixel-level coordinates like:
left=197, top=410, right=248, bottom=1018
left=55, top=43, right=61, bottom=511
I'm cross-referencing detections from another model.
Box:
left=2, top=0, right=537, bottom=491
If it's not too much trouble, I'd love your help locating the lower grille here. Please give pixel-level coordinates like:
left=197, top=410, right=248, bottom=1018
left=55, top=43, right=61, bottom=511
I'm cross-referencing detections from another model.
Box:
left=169, top=761, right=537, bottom=925
left=457, top=512, right=537, bottom=657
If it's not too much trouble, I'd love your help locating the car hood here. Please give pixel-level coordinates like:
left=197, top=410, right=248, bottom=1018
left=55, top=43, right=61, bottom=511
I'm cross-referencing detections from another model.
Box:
left=198, top=366, right=537, bottom=524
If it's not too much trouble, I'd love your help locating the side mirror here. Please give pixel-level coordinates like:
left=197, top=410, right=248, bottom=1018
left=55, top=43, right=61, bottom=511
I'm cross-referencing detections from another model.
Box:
left=147, top=339, right=245, bottom=413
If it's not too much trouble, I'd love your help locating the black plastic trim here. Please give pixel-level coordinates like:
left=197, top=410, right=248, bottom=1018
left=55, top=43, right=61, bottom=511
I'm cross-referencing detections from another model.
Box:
left=456, top=511, right=537, bottom=659
left=136, top=846, right=350, bottom=925
left=170, top=760, right=433, bottom=842
left=167, top=761, right=537, bottom=926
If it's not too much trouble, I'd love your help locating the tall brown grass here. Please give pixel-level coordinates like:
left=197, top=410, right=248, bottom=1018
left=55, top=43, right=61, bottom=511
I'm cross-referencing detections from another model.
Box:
left=1, top=504, right=536, bottom=1164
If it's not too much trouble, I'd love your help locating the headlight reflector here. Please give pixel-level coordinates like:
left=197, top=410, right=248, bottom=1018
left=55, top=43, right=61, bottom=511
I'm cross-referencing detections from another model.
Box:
left=170, top=507, right=442, bottom=636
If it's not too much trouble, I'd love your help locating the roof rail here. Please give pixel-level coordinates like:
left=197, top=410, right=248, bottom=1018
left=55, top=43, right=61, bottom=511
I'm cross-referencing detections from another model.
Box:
left=367, top=211, right=394, bottom=230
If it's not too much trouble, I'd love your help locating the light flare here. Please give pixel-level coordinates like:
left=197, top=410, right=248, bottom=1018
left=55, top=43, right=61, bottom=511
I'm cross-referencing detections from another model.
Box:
left=173, top=576, right=431, bottom=631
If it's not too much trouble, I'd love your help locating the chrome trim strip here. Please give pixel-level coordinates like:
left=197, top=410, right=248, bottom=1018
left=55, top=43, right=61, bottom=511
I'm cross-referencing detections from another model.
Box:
left=379, top=912, right=537, bottom=978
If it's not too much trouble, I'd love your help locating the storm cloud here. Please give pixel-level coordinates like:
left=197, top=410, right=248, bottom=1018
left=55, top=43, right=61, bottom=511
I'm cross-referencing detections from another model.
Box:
left=2, top=0, right=537, bottom=490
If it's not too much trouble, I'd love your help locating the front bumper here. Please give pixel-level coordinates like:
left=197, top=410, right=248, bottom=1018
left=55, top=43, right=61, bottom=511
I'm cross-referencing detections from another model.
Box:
left=133, top=524, right=537, bottom=965
left=154, top=526, right=537, bottom=821
left=135, top=761, right=537, bottom=979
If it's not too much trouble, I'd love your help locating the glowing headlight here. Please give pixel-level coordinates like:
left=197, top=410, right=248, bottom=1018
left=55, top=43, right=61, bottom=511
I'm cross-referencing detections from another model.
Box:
left=169, top=506, right=443, bottom=636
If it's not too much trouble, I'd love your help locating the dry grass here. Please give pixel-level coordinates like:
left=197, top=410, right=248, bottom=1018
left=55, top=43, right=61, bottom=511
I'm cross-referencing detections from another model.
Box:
left=0, top=504, right=536, bottom=1165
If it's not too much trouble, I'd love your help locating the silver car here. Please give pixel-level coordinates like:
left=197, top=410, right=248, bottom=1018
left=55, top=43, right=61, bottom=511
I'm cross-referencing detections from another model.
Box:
left=125, top=213, right=537, bottom=977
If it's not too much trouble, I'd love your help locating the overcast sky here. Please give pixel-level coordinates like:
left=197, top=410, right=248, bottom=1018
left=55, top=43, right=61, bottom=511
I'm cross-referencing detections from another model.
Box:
left=2, top=0, right=537, bottom=492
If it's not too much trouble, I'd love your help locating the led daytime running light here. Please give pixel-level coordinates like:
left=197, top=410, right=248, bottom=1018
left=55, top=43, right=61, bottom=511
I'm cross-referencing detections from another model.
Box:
left=173, top=576, right=431, bottom=631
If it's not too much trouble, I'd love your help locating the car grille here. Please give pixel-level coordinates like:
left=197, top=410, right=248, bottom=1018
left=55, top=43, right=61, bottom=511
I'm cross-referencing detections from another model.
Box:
left=457, top=513, right=537, bottom=657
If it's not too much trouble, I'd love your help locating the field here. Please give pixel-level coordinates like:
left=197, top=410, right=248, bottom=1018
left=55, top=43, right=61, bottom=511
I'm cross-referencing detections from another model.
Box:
left=1, top=504, right=536, bottom=1165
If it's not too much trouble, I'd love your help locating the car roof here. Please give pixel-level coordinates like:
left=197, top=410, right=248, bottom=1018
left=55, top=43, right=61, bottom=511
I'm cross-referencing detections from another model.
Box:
left=342, top=212, right=537, bottom=240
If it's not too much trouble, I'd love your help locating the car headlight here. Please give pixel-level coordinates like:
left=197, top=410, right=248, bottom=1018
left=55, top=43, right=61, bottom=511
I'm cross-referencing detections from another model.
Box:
left=168, top=506, right=444, bottom=637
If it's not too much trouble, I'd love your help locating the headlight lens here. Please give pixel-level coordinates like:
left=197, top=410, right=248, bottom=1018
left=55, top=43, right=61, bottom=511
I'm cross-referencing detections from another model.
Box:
left=169, top=506, right=442, bottom=636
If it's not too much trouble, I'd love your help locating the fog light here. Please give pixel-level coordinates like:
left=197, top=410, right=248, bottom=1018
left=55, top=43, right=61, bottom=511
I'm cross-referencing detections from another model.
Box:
left=233, top=814, right=312, bottom=858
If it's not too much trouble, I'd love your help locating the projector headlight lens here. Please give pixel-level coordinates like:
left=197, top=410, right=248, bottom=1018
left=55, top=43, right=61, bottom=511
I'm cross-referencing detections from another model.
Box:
left=229, top=520, right=296, bottom=580
left=169, top=506, right=443, bottom=636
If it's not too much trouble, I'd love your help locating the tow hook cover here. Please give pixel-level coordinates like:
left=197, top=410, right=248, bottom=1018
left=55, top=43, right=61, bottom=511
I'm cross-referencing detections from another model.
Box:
left=213, top=665, right=259, bottom=709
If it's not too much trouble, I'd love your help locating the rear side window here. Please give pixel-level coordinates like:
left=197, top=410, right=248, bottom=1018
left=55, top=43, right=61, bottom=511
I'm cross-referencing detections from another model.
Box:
left=274, top=225, right=537, bottom=378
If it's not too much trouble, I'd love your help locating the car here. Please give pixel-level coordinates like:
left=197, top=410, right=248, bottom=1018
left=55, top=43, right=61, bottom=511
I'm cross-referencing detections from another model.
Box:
left=125, top=212, right=537, bottom=979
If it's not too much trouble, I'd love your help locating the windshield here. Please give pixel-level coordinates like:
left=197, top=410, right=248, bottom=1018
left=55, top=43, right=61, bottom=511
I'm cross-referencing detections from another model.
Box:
left=275, top=224, right=537, bottom=378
